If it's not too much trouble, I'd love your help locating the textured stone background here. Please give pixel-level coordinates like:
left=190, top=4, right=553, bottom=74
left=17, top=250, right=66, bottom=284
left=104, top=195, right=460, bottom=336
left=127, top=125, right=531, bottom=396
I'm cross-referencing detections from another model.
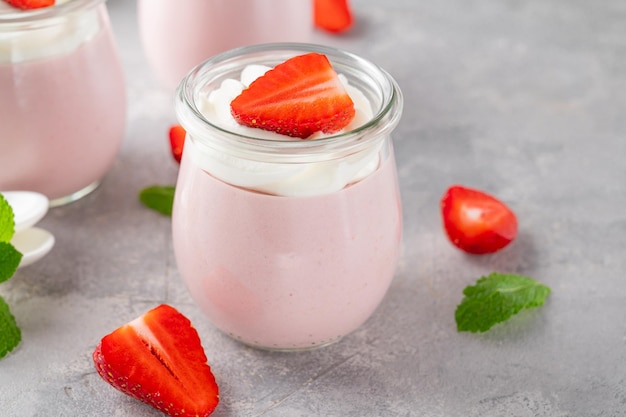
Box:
left=1, top=0, right=625, bottom=416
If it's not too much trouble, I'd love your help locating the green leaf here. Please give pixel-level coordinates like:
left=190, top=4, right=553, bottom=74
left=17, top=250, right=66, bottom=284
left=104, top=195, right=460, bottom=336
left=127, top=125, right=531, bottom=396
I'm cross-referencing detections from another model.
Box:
left=139, top=186, right=175, bottom=216
left=0, top=242, right=22, bottom=284
left=455, top=272, right=551, bottom=333
left=0, top=194, right=15, bottom=243
left=0, top=194, right=22, bottom=282
left=0, top=196, right=22, bottom=360
left=0, top=296, right=21, bottom=360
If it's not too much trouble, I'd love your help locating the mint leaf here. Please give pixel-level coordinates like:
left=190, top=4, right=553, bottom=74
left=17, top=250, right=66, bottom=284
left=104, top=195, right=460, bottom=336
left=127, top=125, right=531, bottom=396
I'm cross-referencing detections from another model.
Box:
left=0, top=195, right=22, bottom=283
left=139, top=186, right=175, bottom=216
left=0, top=195, right=22, bottom=360
left=0, top=296, right=21, bottom=359
left=0, top=242, right=22, bottom=284
left=455, top=272, right=551, bottom=333
left=0, top=194, right=15, bottom=243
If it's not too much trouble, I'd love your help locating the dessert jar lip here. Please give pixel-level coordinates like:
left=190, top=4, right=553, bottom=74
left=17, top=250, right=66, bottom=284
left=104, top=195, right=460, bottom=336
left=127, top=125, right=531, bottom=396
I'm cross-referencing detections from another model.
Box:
left=175, top=42, right=404, bottom=163
left=0, top=0, right=105, bottom=27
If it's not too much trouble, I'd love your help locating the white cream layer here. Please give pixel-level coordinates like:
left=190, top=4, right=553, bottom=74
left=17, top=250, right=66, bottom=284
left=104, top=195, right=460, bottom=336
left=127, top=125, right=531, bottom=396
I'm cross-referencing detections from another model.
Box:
left=0, top=0, right=99, bottom=63
left=188, top=64, right=381, bottom=197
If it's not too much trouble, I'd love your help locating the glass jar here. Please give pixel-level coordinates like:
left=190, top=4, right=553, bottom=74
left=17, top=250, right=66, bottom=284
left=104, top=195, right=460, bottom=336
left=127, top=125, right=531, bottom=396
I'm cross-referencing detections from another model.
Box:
left=173, top=43, right=403, bottom=350
left=137, top=0, right=312, bottom=91
left=0, top=0, right=126, bottom=206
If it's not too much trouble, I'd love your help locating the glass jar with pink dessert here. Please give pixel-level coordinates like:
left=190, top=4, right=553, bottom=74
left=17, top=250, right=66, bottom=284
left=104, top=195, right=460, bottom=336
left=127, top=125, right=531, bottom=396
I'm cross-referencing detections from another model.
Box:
left=173, top=43, right=404, bottom=351
left=137, top=0, right=312, bottom=91
left=0, top=0, right=126, bottom=206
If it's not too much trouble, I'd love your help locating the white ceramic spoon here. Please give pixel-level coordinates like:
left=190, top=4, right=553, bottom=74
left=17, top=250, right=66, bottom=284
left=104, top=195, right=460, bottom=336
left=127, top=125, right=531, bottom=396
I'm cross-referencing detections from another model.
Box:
left=11, top=227, right=55, bottom=268
left=2, top=191, right=49, bottom=232
left=1, top=191, right=55, bottom=268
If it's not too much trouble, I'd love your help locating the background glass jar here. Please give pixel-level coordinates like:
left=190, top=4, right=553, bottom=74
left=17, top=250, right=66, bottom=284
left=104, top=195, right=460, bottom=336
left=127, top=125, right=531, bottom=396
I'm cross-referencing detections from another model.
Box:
left=137, top=0, right=312, bottom=91
left=174, top=43, right=403, bottom=351
left=0, top=0, right=126, bottom=206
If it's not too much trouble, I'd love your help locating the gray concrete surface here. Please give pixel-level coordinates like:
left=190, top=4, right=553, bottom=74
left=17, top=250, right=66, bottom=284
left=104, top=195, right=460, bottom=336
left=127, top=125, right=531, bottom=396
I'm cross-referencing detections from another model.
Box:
left=1, top=0, right=625, bottom=416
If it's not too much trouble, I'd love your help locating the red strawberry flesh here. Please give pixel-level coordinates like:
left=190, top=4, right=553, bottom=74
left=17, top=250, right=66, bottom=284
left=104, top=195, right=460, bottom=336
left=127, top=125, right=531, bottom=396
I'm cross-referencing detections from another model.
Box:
left=314, top=0, right=354, bottom=33
left=169, top=124, right=186, bottom=164
left=441, top=185, right=518, bottom=254
left=93, top=304, right=219, bottom=417
left=230, top=52, right=356, bottom=139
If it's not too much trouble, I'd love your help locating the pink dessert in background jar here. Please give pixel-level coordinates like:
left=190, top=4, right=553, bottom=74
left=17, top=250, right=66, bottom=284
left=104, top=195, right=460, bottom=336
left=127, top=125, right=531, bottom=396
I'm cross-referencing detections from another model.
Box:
left=0, top=0, right=126, bottom=206
left=137, top=0, right=312, bottom=91
left=173, top=43, right=404, bottom=350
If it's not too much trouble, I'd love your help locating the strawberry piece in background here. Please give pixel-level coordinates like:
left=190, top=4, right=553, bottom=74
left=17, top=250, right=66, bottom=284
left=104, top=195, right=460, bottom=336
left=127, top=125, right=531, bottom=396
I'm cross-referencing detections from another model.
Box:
left=314, top=0, right=354, bottom=33
left=169, top=124, right=186, bottom=164
left=441, top=185, right=518, bottom=255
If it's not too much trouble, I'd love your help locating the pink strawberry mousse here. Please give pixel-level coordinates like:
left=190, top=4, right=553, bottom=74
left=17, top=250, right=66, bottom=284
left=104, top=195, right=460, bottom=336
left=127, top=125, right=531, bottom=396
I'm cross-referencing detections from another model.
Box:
left=0, top=0, right=126, bottom=204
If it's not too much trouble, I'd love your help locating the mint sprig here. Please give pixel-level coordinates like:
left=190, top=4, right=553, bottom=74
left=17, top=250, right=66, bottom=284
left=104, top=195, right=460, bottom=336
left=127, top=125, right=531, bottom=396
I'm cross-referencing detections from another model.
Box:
left=139, top=186, right=175, bottom=216
left=0, top=194, right=23, bottom=359
left=455, top=272, right=551, bottom=333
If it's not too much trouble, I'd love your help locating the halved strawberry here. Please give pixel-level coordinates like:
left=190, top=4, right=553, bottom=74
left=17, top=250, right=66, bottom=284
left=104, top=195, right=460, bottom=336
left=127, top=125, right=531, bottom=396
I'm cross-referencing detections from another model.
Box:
left=314, top=0, right=354, bottom=33
left=93, top=304, right=219, bottom=417
left=230, top=52, right=356, bottom=139
left=3, top=0, right=55, bottom=9
left=169, top=124, right=185, bottom=164
left=441, top=185, right=518, bottom=254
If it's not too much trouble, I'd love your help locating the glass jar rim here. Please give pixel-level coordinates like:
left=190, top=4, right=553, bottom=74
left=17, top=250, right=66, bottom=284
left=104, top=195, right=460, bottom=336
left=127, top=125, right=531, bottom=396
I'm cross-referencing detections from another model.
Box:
left=0, top=0, right=104, bottom=25
left=175, top=42, right=403, bottom=161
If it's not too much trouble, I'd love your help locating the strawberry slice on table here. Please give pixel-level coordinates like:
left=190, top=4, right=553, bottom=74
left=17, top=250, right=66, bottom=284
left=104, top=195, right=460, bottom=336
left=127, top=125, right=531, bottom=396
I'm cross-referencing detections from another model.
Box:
left=169, top=124, right=186, bottom=164
left=93, top=304, right=219, bottom=417
left=230, top=52, right=356, bottom=139
left=314, top=0, right=354, bottom=33
left=3, top=0, right=55, bottom=9
left=441, top=185, right=518, bottom=255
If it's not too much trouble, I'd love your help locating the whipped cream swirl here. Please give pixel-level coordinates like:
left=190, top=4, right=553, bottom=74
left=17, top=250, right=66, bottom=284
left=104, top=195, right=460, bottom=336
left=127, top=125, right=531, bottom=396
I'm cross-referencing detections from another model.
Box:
left=0, top=0, right=99, bottom=63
